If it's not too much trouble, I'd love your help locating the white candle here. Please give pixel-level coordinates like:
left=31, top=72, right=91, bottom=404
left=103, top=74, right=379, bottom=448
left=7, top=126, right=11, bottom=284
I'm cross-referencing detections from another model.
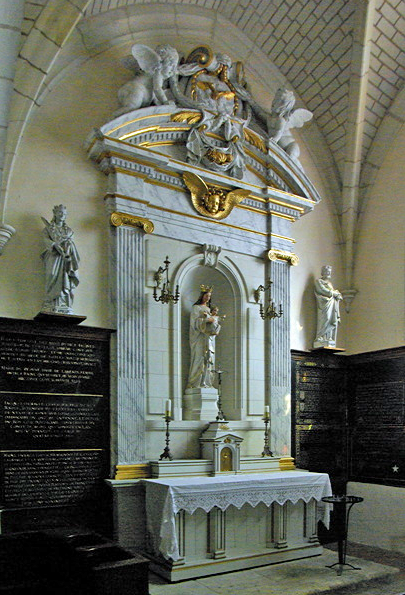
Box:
left=165, top=399, right=172, bottom=417
left=264, top=405, right=269, bottom=418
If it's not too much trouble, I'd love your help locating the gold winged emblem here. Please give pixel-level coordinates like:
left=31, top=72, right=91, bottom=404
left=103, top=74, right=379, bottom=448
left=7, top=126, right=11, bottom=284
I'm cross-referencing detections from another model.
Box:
left=183, top=172, right=250, bottom=220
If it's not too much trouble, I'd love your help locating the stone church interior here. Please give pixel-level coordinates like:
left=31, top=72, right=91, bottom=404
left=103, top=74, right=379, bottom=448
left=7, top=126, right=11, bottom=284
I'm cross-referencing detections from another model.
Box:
left=0, top=0, right=404, bottom=593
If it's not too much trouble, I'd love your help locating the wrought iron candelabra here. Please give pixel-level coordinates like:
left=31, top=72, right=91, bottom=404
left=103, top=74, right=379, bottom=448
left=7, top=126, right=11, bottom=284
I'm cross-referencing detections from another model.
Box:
left=261, top=409, right=273, bottom=457
left=153, top=256, right=180, bottom=304
left=254, top=278, right=283, bottom=320
left=159, top=411, right=173, bottom=461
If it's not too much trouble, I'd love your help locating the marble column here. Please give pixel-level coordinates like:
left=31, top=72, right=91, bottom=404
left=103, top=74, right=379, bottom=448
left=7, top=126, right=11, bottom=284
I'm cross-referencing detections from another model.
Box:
left=265, top=249, right=297, bottom=457
left=109, top=216, right=148, bottom=469
left=0, top=0, right=24, bottom=250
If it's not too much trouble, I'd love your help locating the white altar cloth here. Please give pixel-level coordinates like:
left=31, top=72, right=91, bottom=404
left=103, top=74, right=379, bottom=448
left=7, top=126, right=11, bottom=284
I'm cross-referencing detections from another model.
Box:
left=143, top=471, right=332, bottom=560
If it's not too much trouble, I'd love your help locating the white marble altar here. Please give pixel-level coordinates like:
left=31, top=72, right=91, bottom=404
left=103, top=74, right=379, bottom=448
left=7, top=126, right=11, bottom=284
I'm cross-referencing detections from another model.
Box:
left=143, top=471, right=331, bottom=580
left=87, top=43, right=323, bottom=574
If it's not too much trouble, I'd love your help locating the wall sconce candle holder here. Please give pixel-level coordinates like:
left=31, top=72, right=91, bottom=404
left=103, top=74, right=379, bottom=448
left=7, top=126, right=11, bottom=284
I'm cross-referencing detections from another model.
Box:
left=253, top=278, right=283, bottom=320
left=153, top=256, right=180, bottom=304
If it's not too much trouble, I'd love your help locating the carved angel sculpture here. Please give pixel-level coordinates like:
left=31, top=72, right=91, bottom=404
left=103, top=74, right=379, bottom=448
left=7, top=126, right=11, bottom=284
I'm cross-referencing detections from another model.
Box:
left=267, top=88, right=312, bottom=162
left=183, top=172, right=250, bottom=220
left=115, top=44, right=180, bottom=116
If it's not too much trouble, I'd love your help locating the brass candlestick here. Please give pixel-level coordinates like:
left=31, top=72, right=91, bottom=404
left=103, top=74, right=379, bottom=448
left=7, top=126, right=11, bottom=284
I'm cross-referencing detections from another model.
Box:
left=159, top=413, right=173, bottom=460
left=261, top=414, right=273, bottom=457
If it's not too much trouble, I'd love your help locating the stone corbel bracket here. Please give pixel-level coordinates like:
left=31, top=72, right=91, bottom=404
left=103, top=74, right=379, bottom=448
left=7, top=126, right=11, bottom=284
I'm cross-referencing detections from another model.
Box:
left=110, top=212, right=154, bottom=234
left=267, top=248, right=299, bottom=266
left=0, top=223, right=16, bottom=255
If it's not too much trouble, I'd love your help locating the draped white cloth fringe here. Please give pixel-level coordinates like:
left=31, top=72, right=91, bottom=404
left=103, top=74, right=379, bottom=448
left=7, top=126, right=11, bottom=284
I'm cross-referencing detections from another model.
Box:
left=143, top=471, right=332, bottom=560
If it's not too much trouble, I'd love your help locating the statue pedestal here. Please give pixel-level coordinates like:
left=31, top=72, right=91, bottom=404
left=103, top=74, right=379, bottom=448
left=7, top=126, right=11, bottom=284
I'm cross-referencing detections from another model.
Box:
left=183, top=387, right=219, bottom=421
left=312, top=345, right=346, bottom=353
left=34, top=312, right=87, bottom=325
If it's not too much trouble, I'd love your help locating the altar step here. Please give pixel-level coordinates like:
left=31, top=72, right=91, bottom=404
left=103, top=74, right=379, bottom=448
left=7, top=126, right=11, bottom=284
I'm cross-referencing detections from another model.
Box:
left=149, top=549, right=403, bottom=595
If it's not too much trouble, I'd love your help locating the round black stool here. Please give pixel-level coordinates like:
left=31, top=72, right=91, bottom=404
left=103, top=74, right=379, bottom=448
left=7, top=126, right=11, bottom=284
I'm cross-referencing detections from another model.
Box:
left=321, top=495, right=364, bottom=575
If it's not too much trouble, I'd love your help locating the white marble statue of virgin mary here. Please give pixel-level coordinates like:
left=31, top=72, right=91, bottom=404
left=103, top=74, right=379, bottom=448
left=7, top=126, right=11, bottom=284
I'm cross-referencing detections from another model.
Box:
left=187, top=286, right=221, bottom=389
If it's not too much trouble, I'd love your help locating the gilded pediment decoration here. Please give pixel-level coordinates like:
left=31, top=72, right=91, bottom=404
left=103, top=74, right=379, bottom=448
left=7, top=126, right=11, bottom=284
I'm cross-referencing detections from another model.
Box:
left=170, top=111, right=203, bottom=126
left=183, top=172, right=250, bottom=220
left=243, top=129, right=267, bottom=153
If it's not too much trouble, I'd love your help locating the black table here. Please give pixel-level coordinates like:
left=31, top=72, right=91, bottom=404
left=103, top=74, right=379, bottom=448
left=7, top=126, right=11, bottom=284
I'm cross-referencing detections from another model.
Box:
left=321, top=495, right=364, bottom=575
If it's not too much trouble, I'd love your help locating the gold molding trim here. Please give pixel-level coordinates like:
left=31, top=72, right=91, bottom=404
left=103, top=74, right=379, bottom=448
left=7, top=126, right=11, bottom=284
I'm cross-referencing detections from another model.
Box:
left=244, top=129, right=266, bottom=153
left=269, top=210, right=296, bottom=222
left=267, top=248, right=299, bottom=265
left=149, top=203, right=268, bottom=236
left=244, top=146, right=268, bottom=168
left=106, top=112, right=173, bottom=135
left=110, top=212, right=154, bottom=234
left=106, top=192, right=149, bottom=206
left=170, top=111, right=202, bottom=125
left=279, top=457, right=296, bottom=471
left=268, top=150, right=316, bottom=202
left=115, top=464, right=151, bottom=480
left=120, top=125, right=190, bottom=142
left=246, top=164, right=269, bottom=185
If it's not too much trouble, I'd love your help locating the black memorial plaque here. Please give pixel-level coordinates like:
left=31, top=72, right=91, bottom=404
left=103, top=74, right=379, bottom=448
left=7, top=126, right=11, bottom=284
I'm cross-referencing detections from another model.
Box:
left=0, top=450, right=105, bottom=507
left=0, top=318, right=113, bottom=531
left=294, top=361, right=345, bottom=425
left=348, top=349, right=405, bottom=486
left=350, top=427, right=405, bottom=485
left=295, top=425, right=346, bottom=476
left=0, top=332, right=107, bottom=394
left=354, top=381, right=404, bottom=425
left=292, top=351, right=348, bottom=492
left=0, top=393, right=107, bottom=449
left=293, top=348, right=405, bottom=490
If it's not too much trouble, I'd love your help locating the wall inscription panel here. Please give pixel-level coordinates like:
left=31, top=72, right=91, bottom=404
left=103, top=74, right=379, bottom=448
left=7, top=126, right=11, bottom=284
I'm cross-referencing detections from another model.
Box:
left=0, top=317, right=113, bottom=532
left=291, top=351, right=347, bottom=490
left=348, top=350, right=405, bottom=486
left=354, top=381, right=404, bottom=425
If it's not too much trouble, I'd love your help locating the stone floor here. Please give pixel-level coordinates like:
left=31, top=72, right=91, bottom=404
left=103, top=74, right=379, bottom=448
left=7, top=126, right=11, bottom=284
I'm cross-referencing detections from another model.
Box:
left=148, top=543, right=405, bottom=595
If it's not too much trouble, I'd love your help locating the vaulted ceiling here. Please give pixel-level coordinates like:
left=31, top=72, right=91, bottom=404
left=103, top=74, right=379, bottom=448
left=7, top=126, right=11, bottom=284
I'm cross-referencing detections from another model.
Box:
left=2, top=0, right=404, bottom=297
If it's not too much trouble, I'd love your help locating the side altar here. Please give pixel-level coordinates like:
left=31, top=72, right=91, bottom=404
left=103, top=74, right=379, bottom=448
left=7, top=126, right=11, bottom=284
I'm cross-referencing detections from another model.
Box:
left=143, top=471, right=331, bottom=581
left=86, top=43, right=323, bottom=567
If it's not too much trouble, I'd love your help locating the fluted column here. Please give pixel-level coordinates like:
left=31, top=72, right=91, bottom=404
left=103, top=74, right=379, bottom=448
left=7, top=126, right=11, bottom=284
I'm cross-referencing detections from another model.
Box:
left=265, top=248, right=298, bottom=457
left=109, top=220, right=147, bottom=466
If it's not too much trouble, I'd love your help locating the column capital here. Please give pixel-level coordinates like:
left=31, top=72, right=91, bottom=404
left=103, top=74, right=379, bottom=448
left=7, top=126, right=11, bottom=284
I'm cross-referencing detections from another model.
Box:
left=110, top=212, right=154, bottom=234
left=267, top=248, right=299, bottom=266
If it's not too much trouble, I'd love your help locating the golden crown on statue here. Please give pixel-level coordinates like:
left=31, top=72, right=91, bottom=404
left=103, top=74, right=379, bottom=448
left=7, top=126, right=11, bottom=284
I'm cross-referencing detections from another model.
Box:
left=200, top=284, right=213, bottom=293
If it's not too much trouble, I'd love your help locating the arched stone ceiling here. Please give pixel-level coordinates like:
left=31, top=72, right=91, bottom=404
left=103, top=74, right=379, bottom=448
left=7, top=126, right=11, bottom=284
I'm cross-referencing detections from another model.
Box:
left=79, top=0, right=404, bottom=183
left=2, top=0, right=403, bottom=297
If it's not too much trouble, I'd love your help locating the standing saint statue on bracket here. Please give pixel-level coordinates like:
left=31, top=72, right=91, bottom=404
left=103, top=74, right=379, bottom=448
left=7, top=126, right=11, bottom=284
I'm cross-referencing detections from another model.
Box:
left=40, top=205, right=80, bottom=315
left=187, top=286, right=223, bottom=389
left=313, top=265, right=342, bottom=349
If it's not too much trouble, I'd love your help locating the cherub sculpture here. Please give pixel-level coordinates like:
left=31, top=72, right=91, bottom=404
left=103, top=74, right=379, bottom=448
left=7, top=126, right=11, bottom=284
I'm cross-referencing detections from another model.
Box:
left=267, top=88, right=312, bottom=163
left=115, top=44, right=180, bottom=115
left=183, top=172, right=250, bottom=220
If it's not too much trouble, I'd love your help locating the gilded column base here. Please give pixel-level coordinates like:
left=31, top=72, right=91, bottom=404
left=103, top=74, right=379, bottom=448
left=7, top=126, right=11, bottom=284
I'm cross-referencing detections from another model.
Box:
left=279, top=457, right=296, bottom=471
left=114, top=463, right=150, bottom=480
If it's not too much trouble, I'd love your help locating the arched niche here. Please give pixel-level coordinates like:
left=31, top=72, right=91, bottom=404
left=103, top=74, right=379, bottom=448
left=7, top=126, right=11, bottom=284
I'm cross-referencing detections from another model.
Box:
left=172, top=252, right=248, bottom=421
